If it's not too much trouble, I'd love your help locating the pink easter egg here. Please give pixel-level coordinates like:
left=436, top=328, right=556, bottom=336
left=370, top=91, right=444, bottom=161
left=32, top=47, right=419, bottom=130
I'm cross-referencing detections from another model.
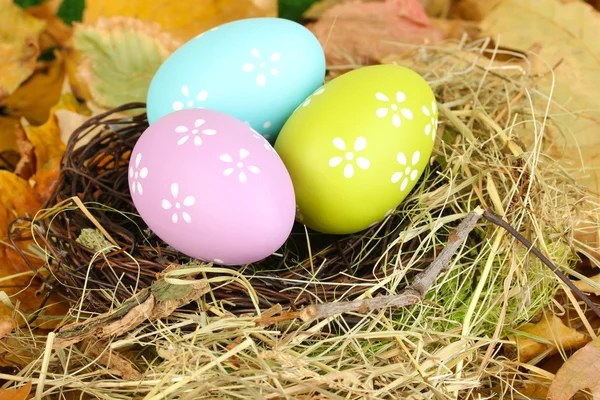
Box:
left=128, top=108, right=296, bottom=265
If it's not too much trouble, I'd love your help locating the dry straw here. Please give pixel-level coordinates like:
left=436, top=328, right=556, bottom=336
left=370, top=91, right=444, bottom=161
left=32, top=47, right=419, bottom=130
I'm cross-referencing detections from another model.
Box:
left=2, top=36, right=599, bottom=399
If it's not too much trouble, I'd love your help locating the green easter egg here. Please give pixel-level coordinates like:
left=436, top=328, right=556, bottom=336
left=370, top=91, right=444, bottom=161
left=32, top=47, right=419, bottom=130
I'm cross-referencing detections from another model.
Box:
left=274, top=64, right=438, bottom=234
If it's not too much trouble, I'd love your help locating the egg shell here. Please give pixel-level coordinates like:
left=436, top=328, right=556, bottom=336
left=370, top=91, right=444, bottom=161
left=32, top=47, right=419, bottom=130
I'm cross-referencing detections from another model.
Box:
left=146, top=17, right=326, bottom=141
left=274, top=64, right=438, bottom=235
left=129, top=108, right=296, bottom=265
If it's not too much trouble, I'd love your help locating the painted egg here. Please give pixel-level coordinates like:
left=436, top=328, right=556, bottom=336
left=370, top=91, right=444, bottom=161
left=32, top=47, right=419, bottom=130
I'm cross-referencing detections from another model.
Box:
left=146, top=17, right=326, bottom=141
left=274, top=64, right=438, bottom=235
left=129, top=108, right=296, bottom=265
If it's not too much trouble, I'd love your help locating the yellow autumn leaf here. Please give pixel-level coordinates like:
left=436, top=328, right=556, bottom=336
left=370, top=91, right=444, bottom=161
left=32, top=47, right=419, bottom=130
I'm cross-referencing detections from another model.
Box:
left=506, top=314, right=591, bottom=363
left=0, top=50, right=66, bottom=125
left=480, top=0, right=600, bottom=257
left=82, top=0, right=277, bottom=42
left=0, top=116, right=20, bottom=153
left=0, top=0, right=46, bottom=101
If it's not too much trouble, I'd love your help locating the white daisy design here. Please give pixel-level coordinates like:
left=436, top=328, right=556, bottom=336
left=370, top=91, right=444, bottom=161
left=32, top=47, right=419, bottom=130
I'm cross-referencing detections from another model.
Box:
left=302, top=87, right=325, bottom=107
left=172, top=85, right=208, bottom=111
left=391, top=150, right=421, bottom=191
left=252, top=130, right=273, bottom=152
left=242, top=48, right=280, bottom=87
left=175, top=119, right=217, bottom=146
left=328, top=137, right=371, bottom=179
left=375, top=91, right=414, bottom=128
left=129, top=153, right=148, bottom=195
left=220, top=149, right=261, bottom=183
left=422, top=101, right=438, bottom=141
left=161, top=183, right=196, bottom=224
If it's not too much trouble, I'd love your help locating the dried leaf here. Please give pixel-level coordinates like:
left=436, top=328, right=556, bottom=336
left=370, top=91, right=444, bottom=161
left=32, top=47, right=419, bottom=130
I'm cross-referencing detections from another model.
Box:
left=506, top=314, right=591, bottom=363
left=548, top=336, right=600, bottom=400
left=82, top=0, right=276, bottom=42
left=19, top=93, right=84, bottom=176
left=0, top=117, right=20, bottom=153
left=449, top=0, right=502, bottom=21
left=573, top=273, right=600, bottom=296
left=0, top=382, right=32, bottom=400
left=429, top=17, right=481, bottom=40
left=0, top=170, right=41, bottom=239
left=0, top=337, right=40, bottom=367
left=306, top=0, right=443, bottom=67
left=0, top=317, right=17, bottom=339
left=0, top=0, right=46, bottom=101
left=85, top=340, right=142, bottom=380
left=66, top=16, right=181, bottom=110
left=480, top=0, right=600, bottom=255
left=0, top=51, right=66, bottom=125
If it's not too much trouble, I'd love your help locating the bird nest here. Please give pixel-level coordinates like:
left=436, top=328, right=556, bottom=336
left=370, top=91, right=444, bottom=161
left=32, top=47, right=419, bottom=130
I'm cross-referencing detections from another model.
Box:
left=5, top=38, right=600, bottom=398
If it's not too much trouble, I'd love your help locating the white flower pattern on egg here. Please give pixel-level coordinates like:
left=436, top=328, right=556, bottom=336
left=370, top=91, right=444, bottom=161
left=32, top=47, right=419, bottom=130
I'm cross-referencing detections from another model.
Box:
left=175, top=119, right=217, bottom=146
left=375, top=91, right=413, bottom=128
left=328, top=137, right=371, bottom=179
left=391, top=151, right=421, bottom=191
left=220, top=149, right=261, bottom=183
left=129, top=153, right=148, bottom=195
left=161, top=183, right=196, bottom=224
left=242, top=49, right=280, bottom=87
left=302, top=87, right=325, bottom=107
left=422, top=101, right=438, bottom=141
left=172, top=85, right=208, bottom=111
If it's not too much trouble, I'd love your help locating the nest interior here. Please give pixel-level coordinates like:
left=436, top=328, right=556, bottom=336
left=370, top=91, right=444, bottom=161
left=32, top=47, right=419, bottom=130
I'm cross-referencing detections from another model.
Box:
left=4, top=38, right=600, bottom=399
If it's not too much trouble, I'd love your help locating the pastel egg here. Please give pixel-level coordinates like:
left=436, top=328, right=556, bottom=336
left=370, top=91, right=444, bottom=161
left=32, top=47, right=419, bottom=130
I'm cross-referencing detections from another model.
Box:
left=274, top=64, right=438, bottom=235
left=129, top=108, right=296, bottom=265
left=146, top=17, right=326, bottom=141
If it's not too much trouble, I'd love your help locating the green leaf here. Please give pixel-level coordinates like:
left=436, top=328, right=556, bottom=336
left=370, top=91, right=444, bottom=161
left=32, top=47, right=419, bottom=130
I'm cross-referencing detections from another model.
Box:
left=13, top=0, right=46, bottom=8
left=72, top=17, right=180, bottom=109
left=56, top=0, right=84, bottom=25
left=279, top=0, right=320, bottom=22
left=37, top=46, right=56, bottom=61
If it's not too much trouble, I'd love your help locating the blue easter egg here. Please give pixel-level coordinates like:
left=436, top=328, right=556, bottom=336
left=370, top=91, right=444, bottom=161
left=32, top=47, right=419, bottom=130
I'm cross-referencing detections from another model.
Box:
left=146, top=17, right=326, bottom=141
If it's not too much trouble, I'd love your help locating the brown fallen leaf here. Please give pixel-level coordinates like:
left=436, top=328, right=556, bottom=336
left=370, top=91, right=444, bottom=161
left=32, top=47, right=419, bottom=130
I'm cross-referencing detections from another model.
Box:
left=480, top=0, right=600, bottom=258
left=449, top=0, right=502, bottom=21
left=0, top=336, right=40, bottom=368
left=506, top=314, right=591, bottom=363
left=429, top=17, right=481, bottom=40
left=573, top=273, right=600, bottom=296
left=0, top=381, right=32, bottom=400
left=547, top=335, right=600, bottom=400
left=0, top=0, right=46, bottom=102
left=0, top=317, right=17, bottom=339
left=306, top=0, right=443, bottom=67
left=85, top=340, right=142, bottom=381
left=82, top=0, right=276, bottom=42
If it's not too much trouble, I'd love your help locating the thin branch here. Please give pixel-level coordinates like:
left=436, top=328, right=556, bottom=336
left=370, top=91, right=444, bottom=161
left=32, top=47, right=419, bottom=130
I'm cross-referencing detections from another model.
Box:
left=299, top=208, right=484, bottom=322
left=483, top=208, right=600, bottom=318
